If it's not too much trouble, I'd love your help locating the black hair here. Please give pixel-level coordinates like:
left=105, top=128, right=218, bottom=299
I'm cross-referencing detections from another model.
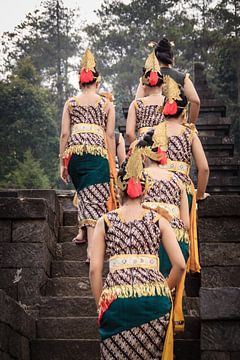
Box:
left=136, top=129, right=159, bottom=163
left=142, top=68, right=163, bottom=87
left=164, top=86, right=188, bottom=119
left=117, top=158, right=146, bottom=197
left=79, top=68, right=99, bottom=88
left=155, top=37, right=173, bottom=65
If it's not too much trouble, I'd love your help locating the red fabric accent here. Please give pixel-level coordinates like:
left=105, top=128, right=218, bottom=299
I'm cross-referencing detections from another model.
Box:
left=98, top=296, right=116, bottom=326
left=80, top=69, right=94, bottom=84
left=127, top=148, right=132, bottom=156
left=163, top=100, right=178, bottom=115
left=127, top=177, right=143, bottom=198
left=63, top=155, right=72, bottom=175
left=157, top=147, right=167, bottom=165
left=149, top=71, right=158, bottom=86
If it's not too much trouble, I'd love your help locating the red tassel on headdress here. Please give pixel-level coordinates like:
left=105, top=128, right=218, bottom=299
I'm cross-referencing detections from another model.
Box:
left=157, top=146, right=167, bottom=165
left=127, top=148, right=133, bottom=156
left=163, top=100, right=177, bottom=115
left=80, top=68, right=94, bottom=84
left=127, top=177, right=143, bottom=198
left=149, top=71, right=158, bottom=86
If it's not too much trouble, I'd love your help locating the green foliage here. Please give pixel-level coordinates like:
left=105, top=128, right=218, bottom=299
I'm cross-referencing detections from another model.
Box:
left=2, top=149, right=50, bottom=189
left=0, top=57, right=58, bottom=187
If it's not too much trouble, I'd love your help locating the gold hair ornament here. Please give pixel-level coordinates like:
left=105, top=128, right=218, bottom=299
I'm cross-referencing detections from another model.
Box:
left=163, top=75, right=181, bottom=103
left=80, top=48, right=96, bottom=72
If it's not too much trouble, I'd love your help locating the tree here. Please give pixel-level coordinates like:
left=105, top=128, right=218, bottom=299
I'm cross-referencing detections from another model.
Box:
left=0, top=57, right=58, bottom=187
left=2, top=149, right=50, bottom=189
left=1, top=0, right=82, bottom=115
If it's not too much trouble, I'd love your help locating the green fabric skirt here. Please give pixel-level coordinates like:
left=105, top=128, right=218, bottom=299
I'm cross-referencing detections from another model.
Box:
left=100, top=295, right=172, bottom=341
left=159, top=239, right=189, bottom=278
left=68, top=153, right=110, bottom=192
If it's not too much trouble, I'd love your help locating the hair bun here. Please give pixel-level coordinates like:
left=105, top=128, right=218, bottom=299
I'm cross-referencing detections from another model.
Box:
left=157, top=37, right=172, bottom=52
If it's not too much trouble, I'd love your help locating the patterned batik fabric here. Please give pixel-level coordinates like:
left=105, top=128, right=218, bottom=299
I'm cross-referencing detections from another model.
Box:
left=99, top=209, right=172, bottom=356
left=166, top=125, right=195, bottom=188
left=77, top=182, right=110, bottom=228
left=142, top=172, right=189, bottom=277
left=135, top=99, right=164, bottom=132
left=66, top=96, right=109, bottom=157
left=100, top=313, right=170, bottom=360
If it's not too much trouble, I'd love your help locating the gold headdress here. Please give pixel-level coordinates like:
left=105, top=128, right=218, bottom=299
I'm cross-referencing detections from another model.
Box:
left=142, top=50, right=161, bottom=86
left=79, top=48, right=101, bottom=84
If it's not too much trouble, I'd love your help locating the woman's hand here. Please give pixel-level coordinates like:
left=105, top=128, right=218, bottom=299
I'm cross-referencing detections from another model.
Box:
left=60, top=165, right=69, bottom=184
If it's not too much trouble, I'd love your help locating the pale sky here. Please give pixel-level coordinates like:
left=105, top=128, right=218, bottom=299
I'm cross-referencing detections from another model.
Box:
left=0, top=0, right=106, bottom=34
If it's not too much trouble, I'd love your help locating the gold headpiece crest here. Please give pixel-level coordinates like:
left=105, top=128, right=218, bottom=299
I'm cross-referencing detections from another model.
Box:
left=124, top=148, right=143, bottom=182
left=80, top=48, right=96, bottom=72
left=145, top=50, right=160, bottom=73
left=163, top=75, right=181, bottom=104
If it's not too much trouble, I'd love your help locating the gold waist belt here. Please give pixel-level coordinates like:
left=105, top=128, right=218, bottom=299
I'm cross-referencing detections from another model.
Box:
left=138, top=126, right=156, bottom=135
left=159, top=160, right=190, bottom=176
left=71, top=123, right=105, bottom=138
left=143, top=201, right=180, bottom=219
left=109, top=254, right=159, bottom=273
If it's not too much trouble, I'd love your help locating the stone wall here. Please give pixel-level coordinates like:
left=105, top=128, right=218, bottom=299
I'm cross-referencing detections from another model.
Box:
left=0, top=289, right=36, bottom=360
left=0, top=190, right=61, bottom=306
left=198, top=196, right=240, bottom=359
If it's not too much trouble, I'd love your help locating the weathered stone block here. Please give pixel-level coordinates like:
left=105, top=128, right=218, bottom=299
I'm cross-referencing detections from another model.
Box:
left=198, top=218, right=240, bottom=243
left=198, top=196, right=240, bottom=218
left=201, top=321, right=240, bottom=351
left=174, top=339, right=200, bottom=360
left=0, top=269, right=18, bottom=300
left=63, top=210, right=78, bottom=226
left=231, top=353, right=240, bottom=360
left=58, top=226, right=78, bottom=243
left=0, top=323, right=10, bottom=352
left=17, top=190, right=60, bottom=214
left=51, top=260, right=109, bottom=277
left=200, top=243, right=240, bottom=266
left=201, top=351, right=230, bottom=360
left=0, top=290, right=36, bottom=339
left=200, top=288, right=240, bottom=320
left=45, top=277, right=91, bottom=297
left=8, top=329, right=30, bottom=360
left=31, top=339, right=100, bottom=360
left=1, top=243, right=52, bottom=273
left=201, top=267, right=240, bottom=288
left=0, top=198, right=48, bottom=219
left=185, top=273, right=201, bottom=297
left=58, top=242, right=87, bottom=261
left=0, top=221, right=11, bottom=242
left=12, top=220, right=56, bottom=256
left=17, top=268, right=48, bottom=302
left=0, top=351, right=15, bottom=360
left=37, top=317, right=98, bottom=339
left=39, top=296, right=96, bottom=317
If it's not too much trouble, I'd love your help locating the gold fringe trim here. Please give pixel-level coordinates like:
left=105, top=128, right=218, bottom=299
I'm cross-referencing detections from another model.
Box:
left=64, top=144, right=108, bottom=159
left=174, top=228, right=189, bottom=244
left=100, top=281, right=171, bottom=302
left=79, top=218, right=97, bottom=227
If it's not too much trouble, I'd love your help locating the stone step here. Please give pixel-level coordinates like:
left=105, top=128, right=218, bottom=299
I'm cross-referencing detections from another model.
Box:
left=174, top=339, right=200, bottom=360
left=45, top=277, right=91, bottom=297
left=199, top=136, right=234, bottom=145
left=38, top=296, right=97, bottom=317
left=57, top=242, right=87, bottom=261
left=52, top=260, right=109, bottom=277
left=38, top=295, right=199, bottom=318
left=31, top=339, right=100, bottom=360
left=59, top=226, right=79, bottom=242
left=36, top=317, right=99, bottom=339
left=63, top=210, right=78, bottom=226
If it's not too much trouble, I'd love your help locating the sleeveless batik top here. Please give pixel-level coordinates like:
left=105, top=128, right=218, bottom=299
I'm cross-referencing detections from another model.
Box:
left=135, top=99, right=164, bottom=133
left=64, top=96, right=109, bottom=158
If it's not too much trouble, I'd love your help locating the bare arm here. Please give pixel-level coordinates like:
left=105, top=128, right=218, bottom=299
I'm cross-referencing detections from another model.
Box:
left=126, top=101, right=137, bottom=145
left=106, top=102, right=116, bottom=159
left=184, top=76, right=200, bottom=124
left=159, top=218, right=186, bottom=290
left=117, top=133, right=126, bottom=166
left=89, top=217, right=106, bottom=307
left=59, top=102, right=71, bottom=183
left=180, top=187, right=190, bottom=230
left=192, top=134, right=209, bottom=200
left=135, top=78, right=147, bottom=99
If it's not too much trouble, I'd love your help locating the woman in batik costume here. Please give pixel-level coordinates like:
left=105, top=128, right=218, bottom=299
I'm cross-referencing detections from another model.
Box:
left=59, top=49, right=116, bottom=262
left=135, top=37, right=200, bottom=124
left=126, top=49, right=165, bottom=145
left=135, top=129, right=190, bottom=332
left=90, top=154, right=186, bottom=360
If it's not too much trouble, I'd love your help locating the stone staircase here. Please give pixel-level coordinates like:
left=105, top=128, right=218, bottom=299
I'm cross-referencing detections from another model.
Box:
left=31, top=191, right=100, bottom=360
left=30, top=191, right=201, bottom=360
